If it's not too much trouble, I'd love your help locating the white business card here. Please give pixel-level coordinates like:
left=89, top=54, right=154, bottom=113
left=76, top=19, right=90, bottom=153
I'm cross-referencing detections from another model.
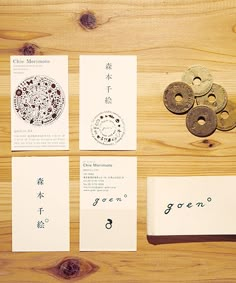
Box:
left=79, top=55, right=137, bottom=150
left=80, top=157, right=137, bottom=251
left=147, top=176, right=236, bottom=236
left=11, top=56, right=69, bottom=151
left=12, top=157, right=70, bottom=252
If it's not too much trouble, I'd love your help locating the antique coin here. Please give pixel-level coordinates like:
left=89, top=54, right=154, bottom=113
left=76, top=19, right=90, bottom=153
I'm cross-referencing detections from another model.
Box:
left=186, top=105, right=217, bottom=137
left=217, top=101, right=236, bottom=131
left=14, top=75, right=65, bottom=126
left=182, top=65, right=213, bottom=97
left=163, top=81, right=194, bottom=114
left=196, top=83, right=228, bottom=113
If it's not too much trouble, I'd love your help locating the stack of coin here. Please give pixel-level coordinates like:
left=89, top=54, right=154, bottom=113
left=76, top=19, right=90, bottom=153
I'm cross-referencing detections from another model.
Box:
left=163, top=65, right=236, bottom=137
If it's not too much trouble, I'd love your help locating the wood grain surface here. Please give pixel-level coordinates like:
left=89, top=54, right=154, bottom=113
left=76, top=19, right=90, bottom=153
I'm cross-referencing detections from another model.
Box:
left=1, top=0, right=236, bottom=282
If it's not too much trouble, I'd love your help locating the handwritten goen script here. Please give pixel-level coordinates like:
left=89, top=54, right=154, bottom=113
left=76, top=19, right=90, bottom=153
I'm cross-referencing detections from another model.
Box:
left=93, top=194, right=128, bottom=206
left=164, top=197, right=212, bottom=214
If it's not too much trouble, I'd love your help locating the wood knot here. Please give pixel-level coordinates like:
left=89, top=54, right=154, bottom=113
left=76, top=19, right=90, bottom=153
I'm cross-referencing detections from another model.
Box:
left=79, top=11, right=97, bottom=30
left=44, top=257, right=99, bottom=280
left=202, top=139, right=214, bottom=148
left=19, top=43, right=40, bottom=55
left=58, top=259, right=80, bottom=279
left=191, top=139, right=220, bottom=149
left=232, top=24, right=236, bottom=33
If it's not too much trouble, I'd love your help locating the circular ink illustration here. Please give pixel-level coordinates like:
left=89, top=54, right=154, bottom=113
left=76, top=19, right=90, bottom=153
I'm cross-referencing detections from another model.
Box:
left=91, top=111, right=125, bottom=145
left=14, top=75, right=65, bottom=126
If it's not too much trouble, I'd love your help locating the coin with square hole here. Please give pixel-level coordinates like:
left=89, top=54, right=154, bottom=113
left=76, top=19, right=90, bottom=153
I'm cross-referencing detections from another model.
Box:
left=196, top=83, right=228, bottom=113
left=217, top=100, right=236, bottom=131
left=186, top=106, right=217, bottom=137
left=182, top=65, right=213, bottom=97
left=163, top=81, right=194, bottom=114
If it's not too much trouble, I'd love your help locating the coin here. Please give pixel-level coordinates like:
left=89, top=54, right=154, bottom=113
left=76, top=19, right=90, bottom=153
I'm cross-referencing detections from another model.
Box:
left=163, top=81, right=194, bottom=114
left=196, top=83, right=228, bottom=113
left=182, top=65, right=213, bottom=97
left=186, top=106, right=217, bottom=137
left=217, top=100, right=236, bottom=131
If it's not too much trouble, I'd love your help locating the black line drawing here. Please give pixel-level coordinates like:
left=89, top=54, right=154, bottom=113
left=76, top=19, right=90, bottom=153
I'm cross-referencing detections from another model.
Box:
left=105, top=218, right=113, bottom=229
left=14, top=75, right=65, bottom=126
left=91, top=111, right=125, bottom=145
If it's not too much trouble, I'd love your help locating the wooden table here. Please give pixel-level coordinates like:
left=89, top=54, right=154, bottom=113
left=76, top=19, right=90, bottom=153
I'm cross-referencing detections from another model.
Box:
left=1, top=1, right=236, bottom=282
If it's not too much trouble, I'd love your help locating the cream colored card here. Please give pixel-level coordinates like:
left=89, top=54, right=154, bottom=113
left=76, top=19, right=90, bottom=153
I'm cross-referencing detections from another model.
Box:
left=147, top=176, right=236, bottom=236
left=11, top=56, right=69, bottom=151
left=80, top=157, right=137, bottom=251
left=12, top=157, right=70, bottom=252
left=79, top=55, right=137, bottom=150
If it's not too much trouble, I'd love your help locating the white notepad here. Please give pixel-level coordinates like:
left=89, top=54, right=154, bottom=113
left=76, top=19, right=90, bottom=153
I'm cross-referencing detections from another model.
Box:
left=79, top=55, right=137, bottom=150
left=80, top=157, right=137, bottom=251
left=11, top=56, right=69, bottom=151
left=12, top=157, right=70, bottom=252
left=147, top=176, right=236, bottom=236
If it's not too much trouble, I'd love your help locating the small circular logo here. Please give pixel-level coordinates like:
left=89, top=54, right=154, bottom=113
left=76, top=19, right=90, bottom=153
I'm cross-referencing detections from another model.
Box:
left=14, top=75, right=65, bottom=126
left=91, top=111, right=125, bottom=145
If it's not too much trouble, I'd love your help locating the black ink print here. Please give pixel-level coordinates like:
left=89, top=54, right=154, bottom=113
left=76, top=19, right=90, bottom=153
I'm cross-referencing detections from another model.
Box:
left=164, top=197, right=212, bottom=215
left=14, top=75, right=65, bottom=126
left=91, top=111, right=125, bottom=145
left=105, top=219, right=112, bottom=229
left=92, top=194, right=128, bottom=207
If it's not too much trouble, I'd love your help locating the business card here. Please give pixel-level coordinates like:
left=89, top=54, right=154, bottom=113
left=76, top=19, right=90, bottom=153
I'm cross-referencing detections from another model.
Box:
left=80, top=157, right=137, bottom=251
left=11, top=56, right=69, bottom=151
left=79, top=55, right=137, bottom=150
left=147, top=176, right=236, bottom=237
left=12, top=157, right=70, bottom=252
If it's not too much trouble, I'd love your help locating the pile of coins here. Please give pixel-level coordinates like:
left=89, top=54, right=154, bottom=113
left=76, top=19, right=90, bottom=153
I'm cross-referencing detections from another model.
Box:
left=163, top=65, right=236, bottom=137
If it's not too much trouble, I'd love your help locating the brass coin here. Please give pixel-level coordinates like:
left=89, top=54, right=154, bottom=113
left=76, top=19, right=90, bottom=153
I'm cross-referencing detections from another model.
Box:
left=186, top=106, right=217, bottom=137
left=182, top=65, right=213, bottom=97
left=163, top=81, right=194, bottom=114
left=217, top=100, right=236, bottom=131
left=196, top=83, right=228, bottom=113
